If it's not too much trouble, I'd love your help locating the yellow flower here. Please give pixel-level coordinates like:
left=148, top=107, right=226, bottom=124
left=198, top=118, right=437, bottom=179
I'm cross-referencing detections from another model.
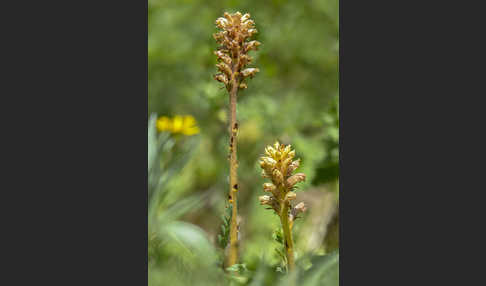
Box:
left=171, top=115, right=184, bottom=133
left=156, top=115, right=200, bottom=136
left=156, top=116, right=171, bottom=132
left=180, top=115, right=200, bottom=135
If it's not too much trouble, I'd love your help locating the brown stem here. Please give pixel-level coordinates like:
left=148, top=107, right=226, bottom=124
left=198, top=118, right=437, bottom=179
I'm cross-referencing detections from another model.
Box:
left=280, top=200, right=295, bottom=272
left=226, top=67, right=239, bottom=268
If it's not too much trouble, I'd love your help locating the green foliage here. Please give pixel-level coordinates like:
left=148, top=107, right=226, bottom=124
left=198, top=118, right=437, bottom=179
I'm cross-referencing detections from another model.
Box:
left=300, top=251, right=339, bottom=286
left=313, top=95, right=339, bottom=185
left=218, top=204, right=232, bottom=249
left=148, top=114, right=225, bottom=286
left=226, top=263, right=249, bottom=273
left=324, top=211, right=339, bottom=253
left=272, top=228, right=287, bottom=271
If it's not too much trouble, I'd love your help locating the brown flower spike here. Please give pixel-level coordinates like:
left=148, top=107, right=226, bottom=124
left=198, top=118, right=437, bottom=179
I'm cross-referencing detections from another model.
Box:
left=259, top=142, right=307, bottom=272
left=213, top=12, right=260, bottom=91
left=214, top=12, right=261, bottom=268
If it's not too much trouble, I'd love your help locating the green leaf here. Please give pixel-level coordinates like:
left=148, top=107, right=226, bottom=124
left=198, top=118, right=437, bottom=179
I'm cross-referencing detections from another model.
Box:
left=226, top=263, right=248, bottom=274
left=300, top=251, right=339, bottom=286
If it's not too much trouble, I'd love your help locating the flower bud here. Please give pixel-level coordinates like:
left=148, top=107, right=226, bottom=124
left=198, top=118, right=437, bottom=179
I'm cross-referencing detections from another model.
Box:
left=259, top=159, right=265, bottom=168
left=265, top=146, right=275, bottom=157
left=285, top=192, right=297, bottom=201
left=248, top=29, right=258, bottom=36
left=214, top=74, right=228, bottom=85
left=223, top=12, right=232, bottom=21
left=294, top=202, right=307, bottom=212
left=241, top=13, right=250, bottom=22
left=288, top=159, right=300, bottom=174
left=214, top=51, right=232, bottom=65
left=242, top=19, right=255, bottom=29
left=287, top=150, right=295, bottom=159
left=272, top=169, right=284, bottom=185
left=215, top=17, right=229, bottom=29
left=244, top=40, right=261, bottom=53
left=264, top=157, right=277, bottom=166
left=286, top=173, right=306, bottom=187
left=261, top=170, right=270, bottom=178
left=263, top=183, right=276, bottom=193
left=213, top=32, right=224, bottom=43
left=282, top=157, right=293, bottom=170
left=216, top=62, right=232, bottom=77
left=239, top=54, right=252, bottom=66
left=241, top=68, right=259, bottom=78
left=259, top=195, right=272, bottom=205
left=281, top=145, right=291, bottom=157
left=290, top=202, right=307, bottom=220
left=260, top=157, right=276, bottom=171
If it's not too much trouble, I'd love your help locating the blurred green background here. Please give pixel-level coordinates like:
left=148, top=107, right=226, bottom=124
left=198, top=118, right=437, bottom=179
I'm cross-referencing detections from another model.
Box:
left=148, top=0, right=339, bottom=285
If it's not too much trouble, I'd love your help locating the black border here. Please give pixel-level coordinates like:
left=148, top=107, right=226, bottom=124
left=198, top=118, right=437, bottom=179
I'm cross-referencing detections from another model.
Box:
left=8, top=1, right=149, bottom=283
left=6, top=0, right=480, bottom=283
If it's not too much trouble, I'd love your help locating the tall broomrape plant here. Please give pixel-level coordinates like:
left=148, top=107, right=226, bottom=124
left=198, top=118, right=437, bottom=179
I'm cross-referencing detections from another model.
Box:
left=259, top=142, right=307, bottom=272
left=213, top=11, right=261, bottom=267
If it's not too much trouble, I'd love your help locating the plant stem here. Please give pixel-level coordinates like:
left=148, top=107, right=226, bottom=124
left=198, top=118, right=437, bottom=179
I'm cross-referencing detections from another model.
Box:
left=226, top=71, right=239, bottom=267
left=280, top=200, right=295, bottom=272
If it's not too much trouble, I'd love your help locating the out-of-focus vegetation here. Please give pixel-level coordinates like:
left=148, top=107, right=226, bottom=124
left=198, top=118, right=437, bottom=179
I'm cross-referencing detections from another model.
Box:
left=148, top=0, right=339, bottom=285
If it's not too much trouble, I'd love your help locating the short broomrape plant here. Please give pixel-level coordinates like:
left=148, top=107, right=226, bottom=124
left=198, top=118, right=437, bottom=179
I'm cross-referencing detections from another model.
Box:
left=259, top=142, right=307, bottom=272
left=213, top=11, right=261, bottom=268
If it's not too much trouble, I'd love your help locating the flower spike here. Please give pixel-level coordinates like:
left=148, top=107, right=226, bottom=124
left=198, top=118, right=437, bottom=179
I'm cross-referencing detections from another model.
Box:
left=213, top=12, right=260, bottom=92
left=258, top=141, right=307, bottom=272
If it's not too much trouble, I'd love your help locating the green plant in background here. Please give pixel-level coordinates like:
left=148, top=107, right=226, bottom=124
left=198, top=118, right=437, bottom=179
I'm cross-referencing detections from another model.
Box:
left=313, top=95, right=339, bottom=185
left=148, top=114, right=225, bottom=286
left=259, top=142, right=307, bottom=272
left=218, top=204, right=232, bottom=251
left=213, top=11, right=261, bottom=267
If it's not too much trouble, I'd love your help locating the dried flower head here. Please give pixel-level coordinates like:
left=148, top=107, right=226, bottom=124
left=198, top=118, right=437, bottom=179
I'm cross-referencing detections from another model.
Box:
left=259, top=195, right=272, bottom=205
left=288, top=201, right=307, bottom=231
left=290, top=202, right=307, bottom=221
left=213, top=12, right=260, bottom=91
